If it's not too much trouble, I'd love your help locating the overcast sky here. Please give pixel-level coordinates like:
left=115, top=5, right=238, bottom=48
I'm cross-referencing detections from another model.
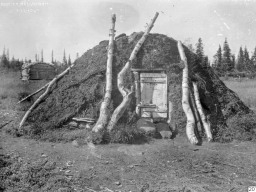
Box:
left=0, top=0, right=256, bottom=63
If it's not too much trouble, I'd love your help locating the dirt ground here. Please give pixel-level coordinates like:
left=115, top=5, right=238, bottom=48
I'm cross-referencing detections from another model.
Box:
left=1, top=110, right=256, bottom=192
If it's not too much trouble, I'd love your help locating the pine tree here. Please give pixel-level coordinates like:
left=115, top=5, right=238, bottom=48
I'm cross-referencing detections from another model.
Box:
left=41, top=49, right=44, bottom=62
left=51, top=50, right=54, bottom=64
left=213, top=45, right=222, bottom=71
left=195, top=38, right=205, bottom=67
left=63, top=49, right=67, bottom=65
left=236, top=46, right=244, bottom=71
left=204, top=56, right=210, bottom=67
left=251, top=47, right=256, bottom=70
left=231, top=54, right=235, bottom=69
left=243, top=47, right=252, bottom=71
left=222, top=38, right=232, bottom=71
left=35, top=54, right=38, bottom=62
left=6, top=49, right=9, bottom=61
left=2, top=46, right=5, bottom=56
left=68, top=54, right=71, bottom=65
left=1, top=46, right=9, bottom=68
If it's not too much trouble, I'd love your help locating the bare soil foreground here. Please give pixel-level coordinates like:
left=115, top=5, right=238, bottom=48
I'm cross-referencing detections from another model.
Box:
left=1, top=110, right=256, bottom=192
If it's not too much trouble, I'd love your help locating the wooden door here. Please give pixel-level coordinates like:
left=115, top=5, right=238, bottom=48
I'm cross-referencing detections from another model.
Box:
left=140, top=72, right=168, bottom=119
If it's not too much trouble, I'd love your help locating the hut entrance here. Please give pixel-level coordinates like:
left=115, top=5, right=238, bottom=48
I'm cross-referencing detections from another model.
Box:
left=132, top=69, right=168, bottom=121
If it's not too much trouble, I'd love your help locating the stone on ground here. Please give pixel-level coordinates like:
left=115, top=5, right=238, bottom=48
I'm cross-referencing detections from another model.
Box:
left=136, top=118, right=156, bottom=134
left=155, top=122, right=172, bottom=139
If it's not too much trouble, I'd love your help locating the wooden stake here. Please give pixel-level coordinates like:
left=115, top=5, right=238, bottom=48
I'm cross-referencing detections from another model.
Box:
left=193, top=82, right=212, bottom=142
left=177, top=41, right=198, bottom=145
left=107, top=12, right=159, bottom=131
left=19, top=63, right=75, bottom=129
left=92, top=14, right=116, bottom=133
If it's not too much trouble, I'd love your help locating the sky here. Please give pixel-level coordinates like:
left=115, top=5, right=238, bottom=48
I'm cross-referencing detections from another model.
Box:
left=0, top=0, right=256, bottom=63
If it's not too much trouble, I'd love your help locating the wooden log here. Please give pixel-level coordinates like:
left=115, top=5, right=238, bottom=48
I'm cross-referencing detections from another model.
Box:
left=193, top=82, right=213, bottom=142
left=92, top=14, right=116, bottom=133
left=107, top=12, right=159, bottom=131
left=177, top=41, right=198, bottom=145
left=134, top=71, right=141, bottom=115
left=18, top=82, right=50, bottom=103
left=19, top=63, right=75, bottom=129
left=189, top=91, right=201, bottom=132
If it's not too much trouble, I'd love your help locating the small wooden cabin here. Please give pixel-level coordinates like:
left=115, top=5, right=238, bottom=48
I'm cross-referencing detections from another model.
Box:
left=21, top=62, right=56, bottom=81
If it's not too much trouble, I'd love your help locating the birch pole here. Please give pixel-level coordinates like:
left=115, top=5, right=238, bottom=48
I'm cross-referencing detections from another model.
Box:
left=18, top=82, right=50, bottom=103
left=192, top=82, right=212, bottom=142
left=19, top=63, right=75, bottom=129
left=92, top=14, right=116, bottom=133
left=177, top=41, right=198, bottom=145
left=107, top=12, right=159, bottom=131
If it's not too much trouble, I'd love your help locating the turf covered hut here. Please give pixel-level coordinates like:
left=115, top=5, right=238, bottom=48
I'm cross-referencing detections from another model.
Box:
left=24, top=32, right=255, bottom=143
left=21, top=62, right=56, bottom=81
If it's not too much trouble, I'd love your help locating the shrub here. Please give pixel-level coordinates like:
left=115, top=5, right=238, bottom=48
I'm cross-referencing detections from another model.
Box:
left=219, top=113, right=256, bottom=142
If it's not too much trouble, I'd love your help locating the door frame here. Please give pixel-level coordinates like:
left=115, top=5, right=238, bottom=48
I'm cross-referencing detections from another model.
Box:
left=131, top=68, right=169, bottom=121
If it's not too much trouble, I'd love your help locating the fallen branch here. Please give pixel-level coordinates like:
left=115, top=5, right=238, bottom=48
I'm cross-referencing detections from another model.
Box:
left=177, top=41, right=198, bottom=145
left=92, top=14, right=116, bottom=133
left=19, top=63, right=75, bottom=129
left=193, top=82, right=212, bottom=141
left=18, top=82, right=50, bottom=103
left=107, top=12, right=159, bottom=131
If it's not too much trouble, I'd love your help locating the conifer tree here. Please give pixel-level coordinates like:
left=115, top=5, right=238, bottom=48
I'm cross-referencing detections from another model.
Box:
left=222, top=38, right=232, bottom=71
left=1, top=46, right=9, bottom=68
left=2, top=46, right=5, bottom=56
left=63, top=49, right=67, bottom=65
left=6, top=49, right=9, bottom=61
left=195, top=38, right=205, bottom=67
left=68, top=54, right=71, bottom=65
left=51, top=50, right=54, bottom=64
left=41, top=49, right=44, bottom=62
left=236, top=46, right=244, bottom=71
left=231, top=54, right=235, bottom=69
left=243, top=47, right=252, bottom=71
left=213, top=45, right=222, bottom=71
left=251, top=47, right=256, bottom=70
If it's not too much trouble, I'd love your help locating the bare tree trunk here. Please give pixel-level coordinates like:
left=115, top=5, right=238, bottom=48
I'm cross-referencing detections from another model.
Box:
left=92, top=14, right=116, bottom=133
left=107, top=12, right=159, bottom=131
left=19, top=63, right=75, bottom=129
left=18, top=82, right=50, bottom=103
left=177, top=41, right=198, bottom=145
left=192, top=82, right=212, bottom=141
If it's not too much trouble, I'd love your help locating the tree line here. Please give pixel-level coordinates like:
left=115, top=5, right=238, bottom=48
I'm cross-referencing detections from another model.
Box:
left=0, top=47, right=78, bottom=73
left=187, top=38, right=256, bottom=78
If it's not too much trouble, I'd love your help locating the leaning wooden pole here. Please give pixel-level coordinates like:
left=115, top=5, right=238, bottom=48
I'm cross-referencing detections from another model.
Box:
left=92, top=14, right=116, bottom=133
left=192, top=82, right=212, bottom=142
left=19, top=63, right=75, bottom=129
left=107, top=12, right=159, bottom=131
left=18, top=82, right=50, bottom=104
left=177, top=41, right=198, bottom=145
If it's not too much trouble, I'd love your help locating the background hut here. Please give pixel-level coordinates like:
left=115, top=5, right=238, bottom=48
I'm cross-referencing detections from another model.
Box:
left=21, top=62, right=56, bottom=80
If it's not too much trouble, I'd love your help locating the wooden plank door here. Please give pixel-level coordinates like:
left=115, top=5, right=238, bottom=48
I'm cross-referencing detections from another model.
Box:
left=140, top=72, right=168, bottom=119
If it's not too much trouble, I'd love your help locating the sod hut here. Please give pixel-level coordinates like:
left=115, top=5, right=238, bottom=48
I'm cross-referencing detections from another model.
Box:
left=21, top=62, right=56, bottom=81
left=25, top=32, right=254, bottom=142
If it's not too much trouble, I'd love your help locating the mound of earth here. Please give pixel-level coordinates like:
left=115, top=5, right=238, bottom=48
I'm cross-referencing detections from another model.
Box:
left=26, top=32, right=254, bottom=142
